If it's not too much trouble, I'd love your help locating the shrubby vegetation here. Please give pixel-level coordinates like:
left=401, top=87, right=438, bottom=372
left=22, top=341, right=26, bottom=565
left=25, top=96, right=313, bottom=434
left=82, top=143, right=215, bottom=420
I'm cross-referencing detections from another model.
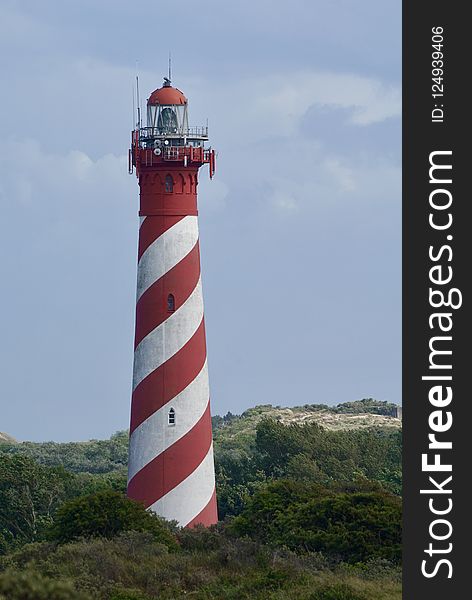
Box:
left=0, top=431, right=128, bottom=474
left=51, top=490, right=178, bottom=549
left=216, top=418, right=401, bottom=518
left=230, top=480, right=401, bottom=563
left=330, top=399, right=399, bottom=416
left=0, top=403, right=402, bottom=598
left=0, top=529, right=401, bottom=599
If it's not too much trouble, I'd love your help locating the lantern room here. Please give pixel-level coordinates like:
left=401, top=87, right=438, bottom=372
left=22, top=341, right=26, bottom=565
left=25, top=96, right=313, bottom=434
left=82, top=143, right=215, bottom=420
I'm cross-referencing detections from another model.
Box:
left=147, top=78, right=189, bottom=136
left=129, top=76, right=215, bottom=178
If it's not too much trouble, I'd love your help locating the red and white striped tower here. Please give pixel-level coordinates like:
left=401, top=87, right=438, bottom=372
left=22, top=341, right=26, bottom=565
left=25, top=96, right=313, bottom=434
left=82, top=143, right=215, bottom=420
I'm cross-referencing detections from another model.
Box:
left=127, top=77, right=218, bottom=527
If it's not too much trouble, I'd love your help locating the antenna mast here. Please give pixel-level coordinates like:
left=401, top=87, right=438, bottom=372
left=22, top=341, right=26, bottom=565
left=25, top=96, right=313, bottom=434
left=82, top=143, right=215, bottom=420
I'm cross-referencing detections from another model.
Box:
left=132, top=83, right=135, bottom=130
left=136, top=74, right=141, bottom=129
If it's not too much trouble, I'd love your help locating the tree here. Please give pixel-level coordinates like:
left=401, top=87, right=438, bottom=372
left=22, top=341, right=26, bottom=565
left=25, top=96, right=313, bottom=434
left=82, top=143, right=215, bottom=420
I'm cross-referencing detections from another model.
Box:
left=50, top=490, right=177, bottom=549
left=0, top=455, right=69, bottom=551
left=230, top=480, right=329, bottom=544
left=231, top=480, right=401, bottom=564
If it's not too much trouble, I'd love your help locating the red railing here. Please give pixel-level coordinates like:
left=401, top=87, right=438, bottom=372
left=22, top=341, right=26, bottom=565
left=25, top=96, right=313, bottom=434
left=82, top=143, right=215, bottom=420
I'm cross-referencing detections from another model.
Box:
left=129, top=130, right=215, bottom=178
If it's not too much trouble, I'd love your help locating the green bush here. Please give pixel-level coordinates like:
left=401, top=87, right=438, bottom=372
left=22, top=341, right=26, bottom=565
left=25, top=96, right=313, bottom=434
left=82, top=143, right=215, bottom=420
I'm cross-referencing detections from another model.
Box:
left=50, top=490, right=177, bottom=549
left=0, top=570, right=90, bottom=600
left=231, top=481, right=401, bottom=564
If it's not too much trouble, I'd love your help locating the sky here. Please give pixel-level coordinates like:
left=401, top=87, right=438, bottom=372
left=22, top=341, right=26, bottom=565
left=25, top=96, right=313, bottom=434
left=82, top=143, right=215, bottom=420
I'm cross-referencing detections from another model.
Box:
left=0, top=0, right=401, bottom=442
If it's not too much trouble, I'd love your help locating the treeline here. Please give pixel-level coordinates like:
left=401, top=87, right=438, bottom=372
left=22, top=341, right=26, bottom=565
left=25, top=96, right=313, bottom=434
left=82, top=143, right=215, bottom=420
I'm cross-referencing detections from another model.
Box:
left=0, top=416, right=402, bottom=599
left=217, top=419, right=401, bottom=518
left=329, top=398, right=400, bottom=415
left=0, top=430, right=129, bottom=474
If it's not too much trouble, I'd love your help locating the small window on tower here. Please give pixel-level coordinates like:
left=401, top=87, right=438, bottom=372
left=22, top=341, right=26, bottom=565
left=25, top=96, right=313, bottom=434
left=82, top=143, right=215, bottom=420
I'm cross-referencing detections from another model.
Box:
left=168, top=408, right=176, bottom=426
left=165, top=174, right=173, bottom=193
left=167, top=294, right=175, bottom=312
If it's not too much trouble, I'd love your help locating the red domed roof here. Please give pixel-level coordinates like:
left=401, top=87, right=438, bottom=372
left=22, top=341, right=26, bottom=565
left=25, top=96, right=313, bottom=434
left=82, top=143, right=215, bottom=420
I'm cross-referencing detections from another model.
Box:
left=147, top=85, right=187, bottom=106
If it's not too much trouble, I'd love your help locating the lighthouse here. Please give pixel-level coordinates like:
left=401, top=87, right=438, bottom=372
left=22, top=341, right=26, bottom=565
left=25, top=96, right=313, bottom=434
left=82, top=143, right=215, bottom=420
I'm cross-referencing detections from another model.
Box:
left=127, top=76, right=218, bottom=527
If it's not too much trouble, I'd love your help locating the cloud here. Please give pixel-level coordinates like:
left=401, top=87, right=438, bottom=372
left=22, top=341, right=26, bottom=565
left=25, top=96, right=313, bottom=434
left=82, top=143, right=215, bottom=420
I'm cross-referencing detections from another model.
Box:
left=271, top=190, right=299, bottom=214
left=0, top=139, right=130, bottom=200
left=183, top=70, right=400, bottom=218
left=323, top=159, right=357, bottom=193
left=300, top=105, right=400, bottom=160
left=198, top=71, right=400, bottom=146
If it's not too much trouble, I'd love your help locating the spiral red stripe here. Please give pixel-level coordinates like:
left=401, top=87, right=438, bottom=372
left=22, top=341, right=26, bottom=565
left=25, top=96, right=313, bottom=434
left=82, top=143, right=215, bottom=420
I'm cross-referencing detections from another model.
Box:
left=186, top=488, right=218, bottom=528
left=134, top=242, right=201, bottom=348
left=128, top=402, right=212, bottom=507
left=138, top=215, right=184, bottom=261
left=130, top=319, right=207, bottom=433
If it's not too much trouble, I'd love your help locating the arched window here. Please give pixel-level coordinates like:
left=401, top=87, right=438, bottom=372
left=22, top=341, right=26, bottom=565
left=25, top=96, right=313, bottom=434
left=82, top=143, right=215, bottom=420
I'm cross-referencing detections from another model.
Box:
left=167, top=294, right=175, bottom=312
left=176, top=173, right=185, bottom=194
left=165, top=174, right=173, bottom=193
left=168, top=408, right=176, bottom=426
